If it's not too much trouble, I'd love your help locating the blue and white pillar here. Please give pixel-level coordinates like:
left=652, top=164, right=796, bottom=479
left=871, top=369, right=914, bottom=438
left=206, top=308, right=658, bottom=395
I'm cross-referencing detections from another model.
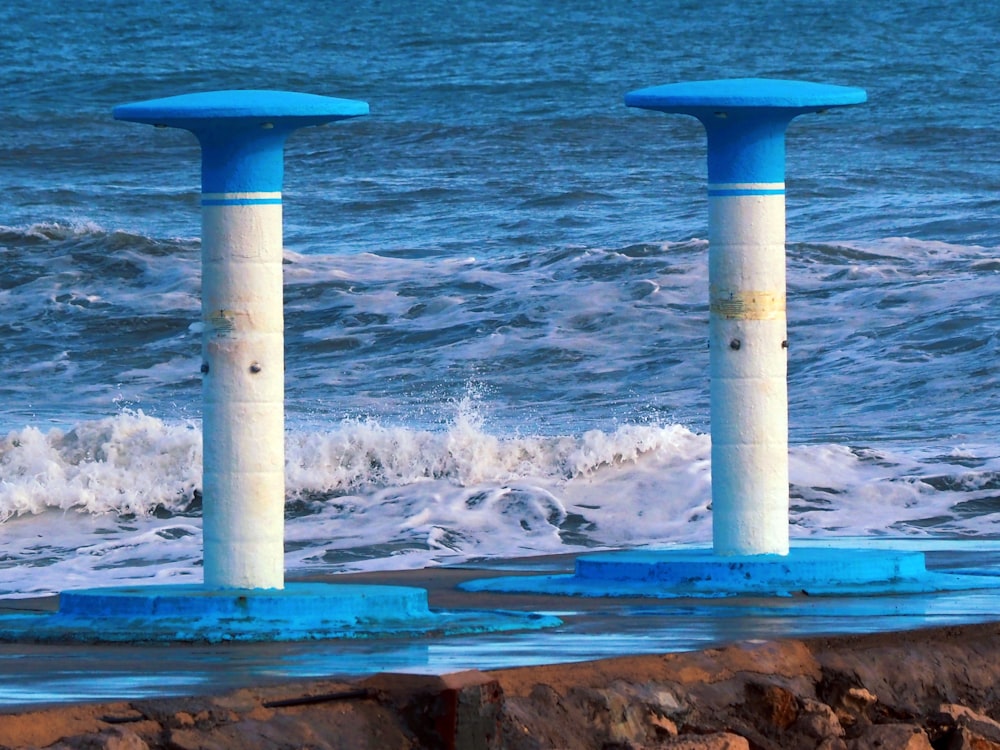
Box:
left=0, top=89, right=567, bottom=641
left=625, top=79, right=866, bottom=556
left=114, top=91, right=369, bottom=589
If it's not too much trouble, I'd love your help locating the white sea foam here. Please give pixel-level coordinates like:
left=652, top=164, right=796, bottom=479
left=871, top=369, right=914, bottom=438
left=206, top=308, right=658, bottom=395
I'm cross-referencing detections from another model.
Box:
left=2, top=231, right=1000, bottom=596
left=0, top=412, right=201, bottom=519
left=1, top=406, right=999, bottom=597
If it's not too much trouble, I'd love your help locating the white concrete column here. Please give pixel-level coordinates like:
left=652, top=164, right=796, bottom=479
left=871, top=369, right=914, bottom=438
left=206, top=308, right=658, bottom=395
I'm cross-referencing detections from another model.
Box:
left=624, top=78, right=866, bottom=557
left=201, top=198, right=286, bottom=588
left=113, top=90, right=369, bottom=588
left=708, top=190, right=789, bottom=555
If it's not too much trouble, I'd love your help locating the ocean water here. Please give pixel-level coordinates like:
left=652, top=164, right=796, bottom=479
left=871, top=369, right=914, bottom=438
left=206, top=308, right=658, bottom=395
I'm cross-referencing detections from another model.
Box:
left=1, top=0, right=999, bottom=597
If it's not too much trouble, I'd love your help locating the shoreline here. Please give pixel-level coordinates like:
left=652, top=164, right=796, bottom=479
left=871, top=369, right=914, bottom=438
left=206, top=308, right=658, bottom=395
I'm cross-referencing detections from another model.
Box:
left=3, top=553, right=1000, bottom=747
left=3, top=621, right=1000, bottom=748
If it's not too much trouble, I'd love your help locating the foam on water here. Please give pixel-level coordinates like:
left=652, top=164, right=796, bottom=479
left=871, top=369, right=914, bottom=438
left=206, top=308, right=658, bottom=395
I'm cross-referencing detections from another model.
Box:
left=3, top=220, right=1000, bottom=596
left=2, top=399, right=999, bottom=597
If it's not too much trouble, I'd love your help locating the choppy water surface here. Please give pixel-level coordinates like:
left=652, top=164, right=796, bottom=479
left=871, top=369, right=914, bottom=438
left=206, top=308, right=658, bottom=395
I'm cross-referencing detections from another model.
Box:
left=0, top=0, right=999, bottom=595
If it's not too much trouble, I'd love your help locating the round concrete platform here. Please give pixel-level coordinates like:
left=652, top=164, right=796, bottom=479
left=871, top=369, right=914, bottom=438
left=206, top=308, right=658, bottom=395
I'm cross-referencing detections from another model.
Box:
left=0, top=583, right=561, bottom=643
left=460, top=547, right=1000, bottom=598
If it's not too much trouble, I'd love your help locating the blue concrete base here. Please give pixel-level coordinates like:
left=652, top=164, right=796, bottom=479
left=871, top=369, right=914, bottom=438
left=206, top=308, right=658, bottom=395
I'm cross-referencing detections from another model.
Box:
left=460, top=547, right=1000, bottom=598
left=0, top=583, right=560, bottom=643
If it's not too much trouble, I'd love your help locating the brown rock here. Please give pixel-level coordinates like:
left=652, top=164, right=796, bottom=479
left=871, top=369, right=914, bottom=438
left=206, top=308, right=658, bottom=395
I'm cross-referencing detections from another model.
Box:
left=649, top=713, right=679, bottom=737
left=818, top=669, right=879, bottom=727
left=847, top=723, right=932, bottom=750
left=0, top=705, right=129, bottom=748
left=931, top=703, right=1000, bottom=749
left=210, top=690, right=257, bottom=714
left=845, top=688, right=878, bottom=711
left=617, top=680, right=686, bottom=720
left=104, top=729, right=150, bottom=750
left=502, top=687, right=596, bottom=750
left=940, top=704, right=1000, bottom=735
left=743, top=682, right=799, bottom=730
left=166, top=727, right=225, bottom=750
left=569, top=684, right=652, bottom=746
left=127, top=698, right=205, bottom=726
left=45, top=727, right=151, bottom=750
left=172, top=711, right=195, bottom=728
left=500, top=680, right=685, bottom=750
left=658, top=732, right=751, bottom=749
left=814, top=623, right=1000, bottom=718
left=794, top=698, right=844, bottom=740
left=364, top=669, right=504, bottom=750
left=165, top=700, right=412, bottom=750
left=949, top=725, right=1000, bottom=749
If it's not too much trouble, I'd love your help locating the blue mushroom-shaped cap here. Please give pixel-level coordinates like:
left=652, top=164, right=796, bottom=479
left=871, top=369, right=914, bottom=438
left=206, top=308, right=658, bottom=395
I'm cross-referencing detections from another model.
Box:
left=625, top=78, right=866, bottom=115
left=113, top=89, right=369, bottom=131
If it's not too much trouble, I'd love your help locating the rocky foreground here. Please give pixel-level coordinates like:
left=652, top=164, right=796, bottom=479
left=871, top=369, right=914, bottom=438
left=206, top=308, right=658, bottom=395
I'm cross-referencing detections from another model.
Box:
left=4, top=621, right=1000, bottom=749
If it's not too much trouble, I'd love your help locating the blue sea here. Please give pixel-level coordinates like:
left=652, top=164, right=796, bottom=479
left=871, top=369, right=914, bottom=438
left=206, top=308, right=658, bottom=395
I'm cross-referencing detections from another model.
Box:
left=1, top=0, right=999, bottom=597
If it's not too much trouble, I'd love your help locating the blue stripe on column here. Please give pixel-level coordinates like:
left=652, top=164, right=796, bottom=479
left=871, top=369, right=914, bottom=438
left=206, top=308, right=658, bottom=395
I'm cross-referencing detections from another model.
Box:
left=202, top=198, right=283, bottom=205
left=201, top=192, right=283, bottom=206
left=707, top=183, right=785, bottom=197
